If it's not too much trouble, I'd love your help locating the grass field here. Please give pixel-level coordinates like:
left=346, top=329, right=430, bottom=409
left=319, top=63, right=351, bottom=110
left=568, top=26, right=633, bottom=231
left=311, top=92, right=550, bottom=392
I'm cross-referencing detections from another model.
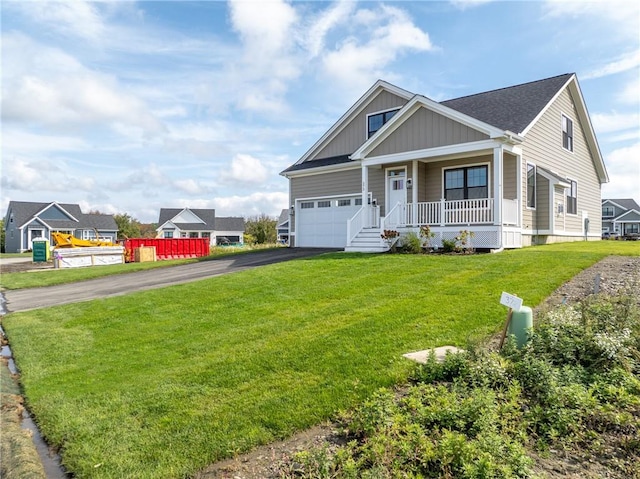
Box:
left=2, top=242, right=639, bottom=478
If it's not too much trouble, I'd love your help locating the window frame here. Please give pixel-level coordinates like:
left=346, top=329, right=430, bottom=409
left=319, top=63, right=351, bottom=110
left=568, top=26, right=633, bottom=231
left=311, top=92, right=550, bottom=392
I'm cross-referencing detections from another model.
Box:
left=562, top=114, right=574, bottom=152
left=566, top=179, right=578, bottom=215
left=526, top=163, right=536, bottom=209
left=602, top=206, right=615, bottom=217
left=442, top=163, right=490, bottom=201
left=366, top=108, right=400, bottom=139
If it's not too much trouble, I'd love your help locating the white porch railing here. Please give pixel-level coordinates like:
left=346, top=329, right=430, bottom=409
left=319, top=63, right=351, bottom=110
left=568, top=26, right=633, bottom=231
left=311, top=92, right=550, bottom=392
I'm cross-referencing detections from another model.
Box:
left=395, top=198, right=495, bottom=227
left=347, top=205, right=380, bottom=244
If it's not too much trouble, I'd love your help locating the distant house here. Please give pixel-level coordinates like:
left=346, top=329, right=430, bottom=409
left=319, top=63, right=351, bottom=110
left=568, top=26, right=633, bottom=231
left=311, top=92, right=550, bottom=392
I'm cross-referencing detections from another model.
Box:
left=156, top=208, right=245, bottom=245
left=281, top=73, right=608, bottom=251
left=602, top=199, right=640, bottom=237
left=3, top=201, right=118, bottom=253
left=276, top=209, right=290, bottom=245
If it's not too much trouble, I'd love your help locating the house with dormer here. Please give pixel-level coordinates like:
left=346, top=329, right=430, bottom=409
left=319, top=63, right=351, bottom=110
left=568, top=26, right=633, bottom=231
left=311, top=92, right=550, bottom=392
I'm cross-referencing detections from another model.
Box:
left=156, top=208, right=245, bottom=245
left=280, top=73, right=608, bottom=251
left=3, top=201, right=118, bottom=253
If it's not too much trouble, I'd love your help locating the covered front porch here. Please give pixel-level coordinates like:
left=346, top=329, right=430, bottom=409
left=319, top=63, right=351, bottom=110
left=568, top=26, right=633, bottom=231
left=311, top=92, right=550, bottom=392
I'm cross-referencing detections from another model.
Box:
left=345, top=144, right=524, bottom=252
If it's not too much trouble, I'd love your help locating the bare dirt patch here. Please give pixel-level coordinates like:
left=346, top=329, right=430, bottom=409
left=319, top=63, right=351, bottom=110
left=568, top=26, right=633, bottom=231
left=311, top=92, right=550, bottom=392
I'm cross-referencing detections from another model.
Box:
left=196, top=255, right=640, bottom=479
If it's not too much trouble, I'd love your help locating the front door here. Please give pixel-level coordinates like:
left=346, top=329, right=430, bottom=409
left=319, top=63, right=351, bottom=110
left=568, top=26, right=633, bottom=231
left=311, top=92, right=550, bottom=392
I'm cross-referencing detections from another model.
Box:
left=387, top=169, right=406, bottom=213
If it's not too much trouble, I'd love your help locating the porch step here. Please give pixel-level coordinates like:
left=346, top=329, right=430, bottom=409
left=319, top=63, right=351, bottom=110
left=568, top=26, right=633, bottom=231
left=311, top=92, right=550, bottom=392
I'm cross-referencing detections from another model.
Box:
left=345, top=229, right=389, bottom=253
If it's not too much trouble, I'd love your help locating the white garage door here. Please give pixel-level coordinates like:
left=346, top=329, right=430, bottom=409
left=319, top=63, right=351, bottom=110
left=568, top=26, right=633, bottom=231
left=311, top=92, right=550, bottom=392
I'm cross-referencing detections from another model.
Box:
left=296, top=195, right=361, bottom=247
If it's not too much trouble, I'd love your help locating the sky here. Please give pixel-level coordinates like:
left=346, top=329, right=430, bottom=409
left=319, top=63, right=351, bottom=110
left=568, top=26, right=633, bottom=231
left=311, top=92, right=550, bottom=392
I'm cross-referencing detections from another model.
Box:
left=1, top=0, right=639, bottom=223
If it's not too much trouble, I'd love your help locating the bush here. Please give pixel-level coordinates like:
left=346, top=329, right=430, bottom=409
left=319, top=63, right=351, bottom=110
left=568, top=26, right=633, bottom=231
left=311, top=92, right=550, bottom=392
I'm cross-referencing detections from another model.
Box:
left=398, top=232, right=423, bottom=254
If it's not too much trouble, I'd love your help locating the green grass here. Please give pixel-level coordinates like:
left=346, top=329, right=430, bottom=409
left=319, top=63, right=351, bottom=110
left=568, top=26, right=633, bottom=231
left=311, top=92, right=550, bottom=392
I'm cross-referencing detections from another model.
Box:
left=2, top=242, right=639, bottom=478
left=0, top=246, right=281, bottom=290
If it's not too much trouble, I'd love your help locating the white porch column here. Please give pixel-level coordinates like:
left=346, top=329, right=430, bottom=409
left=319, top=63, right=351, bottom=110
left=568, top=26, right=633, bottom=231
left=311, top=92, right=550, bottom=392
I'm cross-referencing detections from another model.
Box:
left=412, top=160, right=418, bottom=225
left=361, top=163, right=369, bottom=208
left=515, top=151, right=522, bottom=227
left=493, top=146, right=503, bottom=226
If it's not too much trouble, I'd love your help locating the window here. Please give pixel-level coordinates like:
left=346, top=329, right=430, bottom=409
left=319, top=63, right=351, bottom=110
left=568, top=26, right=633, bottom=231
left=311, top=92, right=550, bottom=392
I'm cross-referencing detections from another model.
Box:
left=164, top=231, right=173, bottom=238
left=202, top=232, right=211, bottom=238
left=567, top=180, right=577, bottom=215
left=367, top=109, right=399, bottom=138
left=444, top=166, right=488, bottom=200
left=300, top=202, right=314, bottom=209
left=526, top=163, right=536, bottom=208
left=337, top=199, right=351, bottom=207
left=627, top=224, right=639, bottom=234
left=355, top=198, right=363, bottom=206
left=562, top=114, right=573, bottom=152
left=602, top=206, right=614, bottom=217
left=181, top=232, right=187, bottom=238
left=189, top=232, right=199, bottom=238
left=318, top=201, right=331, bottom=208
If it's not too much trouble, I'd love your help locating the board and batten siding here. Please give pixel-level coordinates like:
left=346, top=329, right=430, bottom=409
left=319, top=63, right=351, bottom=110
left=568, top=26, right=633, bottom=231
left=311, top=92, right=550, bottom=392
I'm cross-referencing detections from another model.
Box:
left=370, top=107, right=489, bottom=157
left=313, top=91, right=408, bottom=160
left=521, top=87, right=602, bottom=236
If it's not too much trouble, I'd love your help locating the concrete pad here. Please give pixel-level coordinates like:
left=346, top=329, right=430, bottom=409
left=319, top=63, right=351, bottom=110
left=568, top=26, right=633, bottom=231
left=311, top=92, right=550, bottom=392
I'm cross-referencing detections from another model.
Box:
left=402, top=346, right=464, bottom=364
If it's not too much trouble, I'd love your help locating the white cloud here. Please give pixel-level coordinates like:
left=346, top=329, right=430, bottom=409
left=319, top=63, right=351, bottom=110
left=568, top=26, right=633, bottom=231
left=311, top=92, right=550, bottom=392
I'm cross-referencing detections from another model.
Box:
left=450, top=0, right=494, bottom=11
left=173, top=179, right=217, bottom=196
left=181, top=191, right=289, bottom=218
left=583, top=50, right=640, bottom=80
left=1, top=128, right=88, bottom=153
left=1, top=33, right=166, bottom=137
left=591, top=111, right=640, bottom=135
left=321, top=5, right=434, bottom=93
left=617, top=78, right=640, bottom=105
left=222, top=154, right=269, bottom=184
left=602, top=142, right=640, bottom=201
left=303, top=0, right=355, bottom=58
left=1, top=157, right=96, bottom=193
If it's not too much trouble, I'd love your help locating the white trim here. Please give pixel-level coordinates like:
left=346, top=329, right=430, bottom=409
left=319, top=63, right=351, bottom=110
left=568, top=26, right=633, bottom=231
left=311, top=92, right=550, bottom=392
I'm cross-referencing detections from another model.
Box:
left=565, top=177, right=578, bottom=216
left=614, top=208, right=640, bottom=222
left=290, top=80, right=413, bottom=167
left=351, top=96, right=509, bottom=160
left=366, top=107, right=401, bottom=139
left=282, top=161, right=361, bottom=178
left=526, top=162, right=537, bottom=210
left=31, top=201, right=80, bottom=224
left=561, top=112, right=574, bottom=153
left=361, top=139, right=499, bottom=167
left=521, top=75, right=574, bottom=136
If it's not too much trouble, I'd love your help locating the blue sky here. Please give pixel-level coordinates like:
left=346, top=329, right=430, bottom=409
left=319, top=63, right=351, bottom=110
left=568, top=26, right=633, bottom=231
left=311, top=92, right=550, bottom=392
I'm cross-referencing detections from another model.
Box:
left=2, top=0, right=639, bottom=223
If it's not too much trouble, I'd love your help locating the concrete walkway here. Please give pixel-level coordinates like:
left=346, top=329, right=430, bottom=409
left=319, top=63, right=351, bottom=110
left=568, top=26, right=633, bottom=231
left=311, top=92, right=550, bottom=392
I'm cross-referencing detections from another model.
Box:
left=2, top=248, right=338, bottom=313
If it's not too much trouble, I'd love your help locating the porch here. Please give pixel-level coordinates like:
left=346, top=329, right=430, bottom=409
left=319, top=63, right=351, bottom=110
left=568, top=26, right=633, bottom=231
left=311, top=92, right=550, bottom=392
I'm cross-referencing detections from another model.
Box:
left=346, top=198, right=521, bottom=252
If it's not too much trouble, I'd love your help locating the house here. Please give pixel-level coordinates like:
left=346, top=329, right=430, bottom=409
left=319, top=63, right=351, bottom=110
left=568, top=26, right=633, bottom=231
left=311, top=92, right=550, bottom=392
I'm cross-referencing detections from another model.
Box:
left=3, top=201, right=118, bottom=253
left=156, top=208, right=245, bottom=245
left=280, top=73, right=609, bottom=251
left=276, top=209, right=290, bottom=245
left=601, top=199, right=640, bottom=238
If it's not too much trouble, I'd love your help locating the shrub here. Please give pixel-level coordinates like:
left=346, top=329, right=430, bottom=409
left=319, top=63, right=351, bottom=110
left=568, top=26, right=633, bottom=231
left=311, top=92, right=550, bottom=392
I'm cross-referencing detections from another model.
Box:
left=398, top=232, right=423, bottom=254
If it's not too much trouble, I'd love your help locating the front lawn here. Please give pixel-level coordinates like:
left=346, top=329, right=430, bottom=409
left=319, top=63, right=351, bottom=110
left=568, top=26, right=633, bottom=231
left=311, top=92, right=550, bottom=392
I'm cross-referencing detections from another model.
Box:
left=2, top=242, right=639, bottom=478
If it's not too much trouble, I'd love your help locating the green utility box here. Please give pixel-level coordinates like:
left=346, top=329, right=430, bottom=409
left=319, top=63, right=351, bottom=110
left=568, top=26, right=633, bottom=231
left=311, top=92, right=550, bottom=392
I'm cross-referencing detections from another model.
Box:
left=508, top=306, right=533, bottom=349
left=32, top=239, right=51, bottom=263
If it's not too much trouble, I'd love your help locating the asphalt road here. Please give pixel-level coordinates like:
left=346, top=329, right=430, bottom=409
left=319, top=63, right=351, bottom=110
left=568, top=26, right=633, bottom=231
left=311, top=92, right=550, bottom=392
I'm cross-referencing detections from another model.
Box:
left=2, top=248, right=338, bottom=313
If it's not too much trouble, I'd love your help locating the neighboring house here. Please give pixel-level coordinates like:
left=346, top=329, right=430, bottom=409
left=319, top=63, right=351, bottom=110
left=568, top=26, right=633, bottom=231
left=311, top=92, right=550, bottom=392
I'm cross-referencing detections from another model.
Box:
left=276, top=209, right=290, bottom=245
left=280, top=73, right=609, bottom=251
left=3, top=201, right=118, bottom=253
left=156, top=208, right=245, bottom=245
left=602, top=199, right=640, bottom=237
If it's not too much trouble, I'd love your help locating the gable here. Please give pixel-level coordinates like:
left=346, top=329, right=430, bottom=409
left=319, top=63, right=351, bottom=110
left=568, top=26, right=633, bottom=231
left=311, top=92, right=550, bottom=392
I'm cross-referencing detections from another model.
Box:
left=312, top=89, right=410, bottom=160
left=368, top=105, right=489, bottom=157
left=616, top=209, right=640, bottom=222
left=173, top=209, right=205, bottom=224
left=39, top=203, right=79, bottom=222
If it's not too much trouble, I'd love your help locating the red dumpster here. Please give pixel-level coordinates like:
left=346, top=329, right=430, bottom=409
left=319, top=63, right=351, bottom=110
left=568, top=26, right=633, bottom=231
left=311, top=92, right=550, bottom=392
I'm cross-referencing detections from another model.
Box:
left=123, top=238, right=209, bottom=262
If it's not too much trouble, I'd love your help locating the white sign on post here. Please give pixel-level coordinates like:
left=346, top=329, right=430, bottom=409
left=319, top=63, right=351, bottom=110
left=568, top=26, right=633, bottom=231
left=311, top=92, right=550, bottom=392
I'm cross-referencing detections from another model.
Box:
left=500, top=292, right=523, bottom=312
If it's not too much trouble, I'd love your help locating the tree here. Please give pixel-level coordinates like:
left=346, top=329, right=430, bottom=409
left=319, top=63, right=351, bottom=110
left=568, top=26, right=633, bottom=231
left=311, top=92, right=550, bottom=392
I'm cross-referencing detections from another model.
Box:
left=0, top=219, right=5, bottom=253
left=139, top=223, right=158, bottom=238
left=114, top=213, right=142, bottom=240
left=244, top=214, right=277, bottom=245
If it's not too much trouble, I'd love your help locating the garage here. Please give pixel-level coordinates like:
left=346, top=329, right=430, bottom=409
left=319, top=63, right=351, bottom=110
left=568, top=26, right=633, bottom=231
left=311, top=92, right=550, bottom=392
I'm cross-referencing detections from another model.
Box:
left=295, top=195, right=362, bottom=247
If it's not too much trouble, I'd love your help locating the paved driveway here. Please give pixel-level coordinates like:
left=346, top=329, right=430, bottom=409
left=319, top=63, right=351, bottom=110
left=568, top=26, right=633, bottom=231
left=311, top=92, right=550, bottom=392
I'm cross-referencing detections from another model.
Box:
left=2, top=248, right=338, bottom=313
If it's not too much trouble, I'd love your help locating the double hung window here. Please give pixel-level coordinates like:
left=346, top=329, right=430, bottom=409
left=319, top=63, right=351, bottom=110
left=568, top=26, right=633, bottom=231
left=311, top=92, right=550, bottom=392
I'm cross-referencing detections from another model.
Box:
left=526, top=163, right=536, bottom=208
left=444, top=166, right=488, bottom=200
left=566, top=180, right=577, bottom=215
left=562, top=115, right=574, bottom=152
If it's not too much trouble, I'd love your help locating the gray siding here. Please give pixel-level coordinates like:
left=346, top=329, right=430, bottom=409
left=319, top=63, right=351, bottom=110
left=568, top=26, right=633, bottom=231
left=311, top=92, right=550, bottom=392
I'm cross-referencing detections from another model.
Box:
left=521, top=88, right=602, bottom=234
left=40, top=205, right=74, bottom=220
left=313, top=91, right=408, bottom=160
left=370, top=106, right=489, bottom=157
left=418, top=154, right=494, bottom=202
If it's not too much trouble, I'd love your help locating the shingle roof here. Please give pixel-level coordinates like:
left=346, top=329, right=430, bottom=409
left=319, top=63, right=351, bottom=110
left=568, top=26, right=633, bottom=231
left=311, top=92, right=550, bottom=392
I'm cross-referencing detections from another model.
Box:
left=603, top=198, right=640, bottom=211
left=158, top=208, right=216, bottom=229
left=215, top=217, right=245, bottom=231
left=5, top=201, right=117, bottom=230
left=281, top=154, right=353, bottom=173
left=441, top=73, right=573, bottom=134
left=277, top=209, right=289, bottom=226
